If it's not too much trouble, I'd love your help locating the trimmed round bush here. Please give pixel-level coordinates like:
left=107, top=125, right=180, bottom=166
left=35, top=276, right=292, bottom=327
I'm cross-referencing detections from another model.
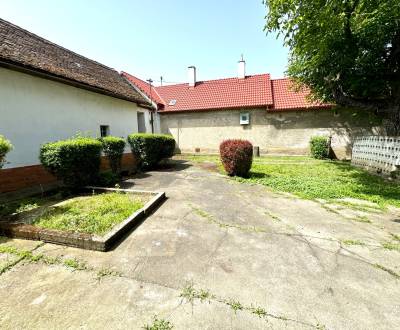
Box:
left=0, top=135, right=13, bottom=169
left=127, top=133, right=175, bottom=169
left=40, top=137, right=102, bottom=188
left=220, top=139, right=253, bottom=177
left=99, top=136, right=126, bottom=174
left=310, top=136, right=330, bottom=159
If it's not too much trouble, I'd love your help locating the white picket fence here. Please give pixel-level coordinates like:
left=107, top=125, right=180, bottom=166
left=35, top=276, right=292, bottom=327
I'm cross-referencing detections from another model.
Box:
left=351, top=136, right=400, bottom=175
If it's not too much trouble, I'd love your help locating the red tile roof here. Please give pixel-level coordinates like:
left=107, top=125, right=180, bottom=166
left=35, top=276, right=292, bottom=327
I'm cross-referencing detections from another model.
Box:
left=123, top=72, right=331, bottom=113
left=155, top=74, right=273, bottom=112
left=271, top=78, right=330, bottom=111
left=121, top=72, right=164, bottom=106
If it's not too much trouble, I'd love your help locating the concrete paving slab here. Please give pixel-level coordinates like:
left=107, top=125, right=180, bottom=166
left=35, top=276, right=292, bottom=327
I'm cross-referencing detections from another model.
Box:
left=0, top=159, right=399, bottom=329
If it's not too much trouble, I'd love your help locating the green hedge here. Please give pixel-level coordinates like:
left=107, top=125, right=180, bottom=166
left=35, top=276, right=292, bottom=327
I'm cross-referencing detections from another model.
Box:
left=0, top=135, right=13, bottom=169
left=310, top=136, right=330, bottom=159
left=40, top=137, right=102, bottom=188
left=99, top=136, right=126, bottom=174
left=127, top=133, right=175, bottom=169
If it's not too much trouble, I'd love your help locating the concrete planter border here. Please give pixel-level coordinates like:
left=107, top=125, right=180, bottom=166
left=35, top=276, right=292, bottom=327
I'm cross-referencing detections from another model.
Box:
left=0, top=187, right=166, bottom=252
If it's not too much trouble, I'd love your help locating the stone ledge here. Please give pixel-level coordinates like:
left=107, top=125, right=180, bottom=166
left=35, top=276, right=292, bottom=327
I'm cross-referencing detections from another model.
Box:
left=0, top=188, right=166, bottom=252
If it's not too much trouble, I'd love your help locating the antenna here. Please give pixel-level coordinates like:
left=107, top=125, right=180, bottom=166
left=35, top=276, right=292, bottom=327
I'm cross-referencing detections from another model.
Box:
left=146, top=78, right=154, bottom=100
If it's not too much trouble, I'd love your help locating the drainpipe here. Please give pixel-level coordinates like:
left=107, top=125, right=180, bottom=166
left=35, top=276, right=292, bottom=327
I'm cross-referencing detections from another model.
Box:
left=147, top=78, right=154, bottom=133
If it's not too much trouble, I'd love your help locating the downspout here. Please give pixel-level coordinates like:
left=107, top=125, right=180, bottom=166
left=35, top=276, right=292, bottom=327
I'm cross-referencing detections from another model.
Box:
left=147, top=78, right=155, bottom=134
left=150, top=111, right=154, bottom=134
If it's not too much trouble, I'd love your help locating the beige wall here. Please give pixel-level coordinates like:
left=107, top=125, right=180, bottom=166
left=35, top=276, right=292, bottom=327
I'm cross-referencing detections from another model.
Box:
left=160, top=107, right=383, bottom=159
left=0, top=67, right=152, bottom=168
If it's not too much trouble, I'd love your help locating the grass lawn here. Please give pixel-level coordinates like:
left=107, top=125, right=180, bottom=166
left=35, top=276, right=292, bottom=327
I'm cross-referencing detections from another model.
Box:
left=32, top=192, right=144, bottom=236
left=182, top=154, right=400, bottom=208
left=0, top=196, right=53, bottom=217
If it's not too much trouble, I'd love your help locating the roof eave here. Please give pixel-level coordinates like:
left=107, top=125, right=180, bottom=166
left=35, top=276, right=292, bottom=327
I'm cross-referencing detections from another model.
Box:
left=268, top=105, right=333, bottom=112
left=159, top=104, right=272, bottom=114
left=0, top=59, right=151, bottom=107
left=120, top=74, right=157, bottom=110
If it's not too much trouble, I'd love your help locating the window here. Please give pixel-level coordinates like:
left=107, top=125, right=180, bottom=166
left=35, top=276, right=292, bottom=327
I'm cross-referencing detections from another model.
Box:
left=100, top=125, right=110, bottom=137
left=240, top=112, right=250, bottom=125
left=137, top=112, right=146, bottom=133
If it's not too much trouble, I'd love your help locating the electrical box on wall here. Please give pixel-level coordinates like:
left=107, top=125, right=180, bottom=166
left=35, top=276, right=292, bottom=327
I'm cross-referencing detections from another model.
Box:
left=240, top=112, right=250, bottom=125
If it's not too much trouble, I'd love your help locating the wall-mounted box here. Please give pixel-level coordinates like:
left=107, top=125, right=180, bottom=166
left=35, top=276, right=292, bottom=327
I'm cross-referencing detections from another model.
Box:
left=240, top=112, right=250, bottom=125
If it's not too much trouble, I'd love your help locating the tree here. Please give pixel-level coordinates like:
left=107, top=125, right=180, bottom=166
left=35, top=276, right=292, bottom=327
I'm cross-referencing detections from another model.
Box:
left=264, top=0, right=400, bottom=133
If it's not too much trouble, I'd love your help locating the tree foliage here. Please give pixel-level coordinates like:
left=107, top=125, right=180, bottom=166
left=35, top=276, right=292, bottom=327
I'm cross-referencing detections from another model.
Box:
left=264, top=0, right=400, bottom=132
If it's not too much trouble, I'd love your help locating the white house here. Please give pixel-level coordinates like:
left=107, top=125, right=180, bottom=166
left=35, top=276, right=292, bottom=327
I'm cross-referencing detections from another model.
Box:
left=0, top=18, right=154, bottom=193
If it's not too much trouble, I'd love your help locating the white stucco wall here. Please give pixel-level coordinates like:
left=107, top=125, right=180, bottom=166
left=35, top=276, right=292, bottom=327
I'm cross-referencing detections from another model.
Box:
left=0, top=67, right=152, bottom=168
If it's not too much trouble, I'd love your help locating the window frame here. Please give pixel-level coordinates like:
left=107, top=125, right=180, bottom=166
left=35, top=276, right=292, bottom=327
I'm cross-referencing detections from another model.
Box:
left=100, top=125, right=110, bottom=137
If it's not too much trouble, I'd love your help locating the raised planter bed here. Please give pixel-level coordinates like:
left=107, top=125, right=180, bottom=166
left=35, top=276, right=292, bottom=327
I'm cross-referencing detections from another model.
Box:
left=0, top=187, right=165, bottom=251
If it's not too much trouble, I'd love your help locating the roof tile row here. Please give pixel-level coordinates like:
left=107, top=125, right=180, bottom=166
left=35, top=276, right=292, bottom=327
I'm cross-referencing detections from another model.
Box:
left=0, top=18, right=329, bottom=113
left=122, top=72, right=330, bottom=113
left=0, top=18, right=149, bottom=105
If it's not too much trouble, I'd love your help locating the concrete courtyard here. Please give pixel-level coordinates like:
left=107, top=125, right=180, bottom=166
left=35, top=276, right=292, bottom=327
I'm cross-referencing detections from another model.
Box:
left=0, top=159, right=399, bottom=329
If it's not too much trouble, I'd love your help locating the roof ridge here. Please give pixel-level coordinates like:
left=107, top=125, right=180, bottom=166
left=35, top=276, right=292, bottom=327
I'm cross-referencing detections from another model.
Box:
left=151, top=84, right=165, bottom=104
left=271, top=77, right=291, bottom=81
left=0, top=18, right=118, bottom=73
left=199, top=73, right=270, bottom=83
left=0, top=18, right=149, bottom=105
left=156, top=73, right=270, bottom=89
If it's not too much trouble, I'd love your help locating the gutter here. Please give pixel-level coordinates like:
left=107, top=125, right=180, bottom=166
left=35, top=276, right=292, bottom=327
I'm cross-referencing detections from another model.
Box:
left=157, top=104, right=332, bottom=114
left=0, top=59, right=151, bottom=108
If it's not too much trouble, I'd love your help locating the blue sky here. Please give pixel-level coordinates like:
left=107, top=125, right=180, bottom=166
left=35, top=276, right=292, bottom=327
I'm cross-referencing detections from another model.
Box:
left=0, top=0, right=289, bottom=85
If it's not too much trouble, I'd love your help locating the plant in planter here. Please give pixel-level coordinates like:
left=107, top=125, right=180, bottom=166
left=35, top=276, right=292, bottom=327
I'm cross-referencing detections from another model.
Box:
left=99, top=136, right=126, bottom=174
left=127, top=133, right=175, bottom=170
left=0, top=135, right=13, bottom=169
left=40, top=137, right=102, bottom=188
left=220, top=139, right=253, bottom=177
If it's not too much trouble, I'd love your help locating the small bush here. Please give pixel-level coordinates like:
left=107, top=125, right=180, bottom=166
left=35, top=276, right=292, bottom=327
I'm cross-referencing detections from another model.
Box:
left=99, top=136, right=126, bottom=174
left=40, top=137, right=102, bottom=188
left=127, top=133, right=175, bottom=169
left=0, top=135, right=13, bottom=168
left=310, top=136, right=330, bottom=159
left=220, top=139, right=253, bottom=177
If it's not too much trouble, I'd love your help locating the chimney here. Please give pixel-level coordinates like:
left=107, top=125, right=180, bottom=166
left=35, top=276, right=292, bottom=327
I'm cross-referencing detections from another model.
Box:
left=238, top=55, right=246, bottom=79
left=188, top=66, right=196, bottom=87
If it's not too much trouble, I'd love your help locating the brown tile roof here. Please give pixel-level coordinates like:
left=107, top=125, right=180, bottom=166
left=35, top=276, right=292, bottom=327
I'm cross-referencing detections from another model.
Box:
left=0, top=18, right=150, bottom=106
